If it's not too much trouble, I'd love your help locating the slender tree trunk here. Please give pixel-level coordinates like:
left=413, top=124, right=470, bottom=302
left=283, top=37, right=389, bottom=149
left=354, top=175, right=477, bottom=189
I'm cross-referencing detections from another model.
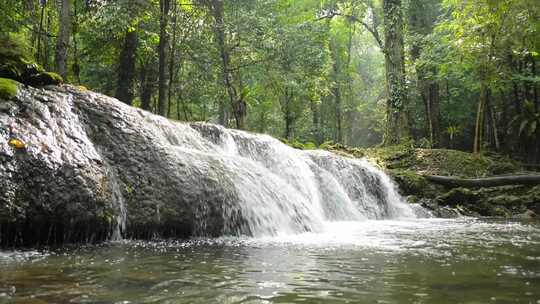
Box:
left=484, top=88, right=499, bottom=151
left=428, top=79, right=441, bottom=147
left=36, top=1, right=46, bottom=64
left=167, top=1, right=178, bottom=118
left=44, top=12, right=52, bottom=70
left=329, top=40, right=343, bottom=143
left=218, top=99, right=228, bottom=126
left=72, top=0, right=81, bottom=84
left=140, top=60, right=156, bottom=111
left=157, top=0, right=170, bottom=116
left=115, top=29, right=138, bottom=105
left=421, top=90, right=433, bottom=144
left=310, top=99, right=322, bottom=145
left=282, top=88, right=294, bottom=140
left=531, top=54, right=540, bottom=164
left=55, top=0, right=71, bottom=80
left=210, top=0, right=245, bottom=129
left=474, top=81, right=488, bottom=153
left=382, top=0, right=409, bottom=145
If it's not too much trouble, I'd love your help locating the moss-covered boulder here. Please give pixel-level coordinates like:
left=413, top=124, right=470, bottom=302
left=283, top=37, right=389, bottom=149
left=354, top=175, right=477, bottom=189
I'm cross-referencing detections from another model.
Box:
left=388, top=169, right=437, bottom=197
left=431, top=185, right=539, bottom=217
left=27, top=72, right=63, bottom=86
left=0, top=77, right=18, bottom=100
left=0, top=34, right=63, bottom=87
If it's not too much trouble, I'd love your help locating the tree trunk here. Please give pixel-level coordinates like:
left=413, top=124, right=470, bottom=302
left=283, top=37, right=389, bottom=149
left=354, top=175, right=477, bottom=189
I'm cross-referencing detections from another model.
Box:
left=115, top=29, right=138, bottom=105
left=157, top=0, right=170, bottom=117
left=140, top=60, right=156, bottom=111
left=167, top=1, right=178, bottom=118
left=329, top=40, right=343, bottom=143
left=36, top=1, right=46, bottom=64
left=55, top=0, right=71, bottom=80
left=72, top=0, right=81, bottom=84
left=382, top=0, right=409, bottom=145
left=486, top=90, right=500, bottom=151
left=282, top=88, right=294, bottom=140
left=210, top=0, right=245, bottom=129
left=428, top=80, right=441, bottom=147
left=310, top=99, right=322, bottom=145
left=44, top=12, right=52, bottom=70
left=474, top=81, right=488, bottom=153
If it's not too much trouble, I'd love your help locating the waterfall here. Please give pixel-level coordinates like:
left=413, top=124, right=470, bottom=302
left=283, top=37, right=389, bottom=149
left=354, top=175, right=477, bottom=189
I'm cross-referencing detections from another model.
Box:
left=0, top=85, right=424, bottom=245
left=107, top=167, right=127, bottom=241
left=186, top=122, right=419, bottom=237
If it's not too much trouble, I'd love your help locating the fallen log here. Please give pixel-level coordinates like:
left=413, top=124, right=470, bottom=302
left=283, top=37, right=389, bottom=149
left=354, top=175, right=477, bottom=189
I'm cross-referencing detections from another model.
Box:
left=423, top=175, right=540, bottom=188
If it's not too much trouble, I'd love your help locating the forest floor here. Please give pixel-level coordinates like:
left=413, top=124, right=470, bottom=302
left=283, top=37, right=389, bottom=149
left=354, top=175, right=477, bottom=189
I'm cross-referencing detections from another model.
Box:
left=304, top=142, right=540, bottom=219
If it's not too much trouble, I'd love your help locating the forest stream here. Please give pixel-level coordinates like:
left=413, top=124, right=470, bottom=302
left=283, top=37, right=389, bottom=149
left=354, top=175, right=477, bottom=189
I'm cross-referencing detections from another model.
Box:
left=1, top=219, right=540, bottom=303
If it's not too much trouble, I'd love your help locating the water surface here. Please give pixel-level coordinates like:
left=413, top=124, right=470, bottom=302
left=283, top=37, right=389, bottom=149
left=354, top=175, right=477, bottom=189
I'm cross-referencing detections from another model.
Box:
left=1, top=218, right=539, bottom=304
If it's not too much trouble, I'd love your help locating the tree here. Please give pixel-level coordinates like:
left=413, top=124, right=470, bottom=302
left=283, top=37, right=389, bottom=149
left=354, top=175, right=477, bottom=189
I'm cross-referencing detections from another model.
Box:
left=115, top=27, right=138, bottom=105
left=157, top=0, right=171, bottom=116
left=408, top=0, right=442, bottom=147
left=382, top=0, right=409, bottom=145
left=55, top=0, right=71, bottom=80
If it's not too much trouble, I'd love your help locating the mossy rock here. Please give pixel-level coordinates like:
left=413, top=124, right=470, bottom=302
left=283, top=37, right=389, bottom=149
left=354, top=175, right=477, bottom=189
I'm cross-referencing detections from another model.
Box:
left=0, top=77, right=18, bottom=100
left=389, top=169, right=430, bottom=196
left=0, top=34, right=62, bottom=87
left=0, top=34, right=42, bottom=82
left=436, top=188, right=479, bottom=207
left=27, top=72, right=63, bottom=86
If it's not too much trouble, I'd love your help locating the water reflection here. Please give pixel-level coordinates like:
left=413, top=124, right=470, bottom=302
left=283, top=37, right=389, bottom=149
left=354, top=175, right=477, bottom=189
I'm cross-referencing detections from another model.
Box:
left=1, top=218, right=539, bottom=304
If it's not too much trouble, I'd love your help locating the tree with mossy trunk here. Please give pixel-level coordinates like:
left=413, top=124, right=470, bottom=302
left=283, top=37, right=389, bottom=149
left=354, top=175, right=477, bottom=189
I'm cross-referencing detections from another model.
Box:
left=382, top=0, right=409, bottom=146
left=55, top=0, right=71, bottom=80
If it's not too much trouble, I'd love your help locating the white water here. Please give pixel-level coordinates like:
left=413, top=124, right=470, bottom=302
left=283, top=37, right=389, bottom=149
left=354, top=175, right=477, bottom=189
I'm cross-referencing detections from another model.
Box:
left=172, top=122, right=425, bottom=237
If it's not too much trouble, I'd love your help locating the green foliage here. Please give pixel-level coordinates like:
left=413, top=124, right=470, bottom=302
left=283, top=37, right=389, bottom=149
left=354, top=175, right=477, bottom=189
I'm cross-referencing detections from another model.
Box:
left=2, top=0, right=538, bottom=163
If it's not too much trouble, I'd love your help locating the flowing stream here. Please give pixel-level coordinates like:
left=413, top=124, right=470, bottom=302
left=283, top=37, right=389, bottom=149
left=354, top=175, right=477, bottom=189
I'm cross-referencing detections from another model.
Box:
left=1, top=219, right=539, bottom=303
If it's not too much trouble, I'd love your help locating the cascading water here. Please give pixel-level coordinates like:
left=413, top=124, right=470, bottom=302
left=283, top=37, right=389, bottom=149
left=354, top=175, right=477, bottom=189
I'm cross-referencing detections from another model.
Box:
left=187, top=122, right=420, bottom=237
left=0, top=85, right=426, bottom=245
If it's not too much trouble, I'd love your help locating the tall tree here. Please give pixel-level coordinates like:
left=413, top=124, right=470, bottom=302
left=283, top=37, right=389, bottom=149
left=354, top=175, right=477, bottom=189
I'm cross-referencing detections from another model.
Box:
left=408, top=0, right=442, bottom=147
left=115, top=28, right=138, bottom=105
left=55, top=0, right=71, bottom=80
left=382, top=0, right=409, bottom=145
left=157, top=0, right=171, bottom=116
left=207, top=0, right=247, bottom=129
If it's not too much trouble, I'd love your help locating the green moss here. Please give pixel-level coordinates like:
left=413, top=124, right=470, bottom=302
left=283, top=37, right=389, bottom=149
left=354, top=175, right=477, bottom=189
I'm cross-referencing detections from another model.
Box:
left=0, top=34, right=41, bottom=81
left=389, top=169, right=429, bottom=196
left=27, top=72, right=63, bottom=86
left=437, top=188, right=478, bottom=207
left=280, top=139, right=320, bottom=150
left=0, top=77, right=18, bottom=100
left=0, top=33, right=63, bottom=87
left=343, top=146, right=521, bottom=178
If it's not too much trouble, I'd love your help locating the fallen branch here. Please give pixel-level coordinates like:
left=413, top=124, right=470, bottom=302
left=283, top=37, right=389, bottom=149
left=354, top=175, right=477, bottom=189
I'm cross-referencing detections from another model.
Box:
left=423, top=175, right=540, bottom=188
